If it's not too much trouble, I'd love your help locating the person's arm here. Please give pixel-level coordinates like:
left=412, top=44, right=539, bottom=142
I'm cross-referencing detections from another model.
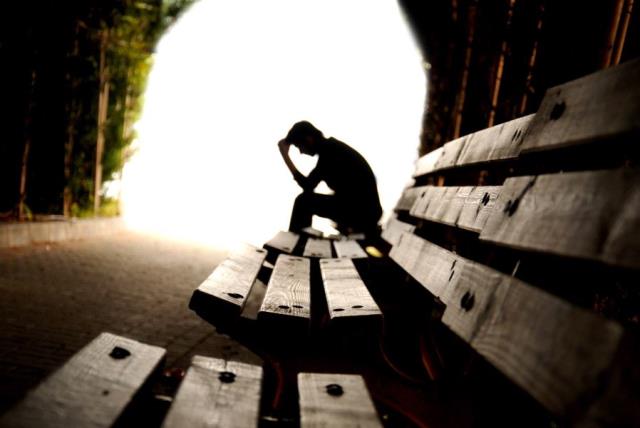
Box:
left=278, top=139, right=320, bottom=191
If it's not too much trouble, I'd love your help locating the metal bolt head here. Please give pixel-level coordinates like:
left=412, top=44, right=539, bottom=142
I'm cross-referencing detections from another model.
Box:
left=219, top=371, right=236, bottom=383
left=109, top=346, right=131, bottom=360
left=549, top=101, right=566, bottom=120
left=326, top=384, right=344, bottom=396
left=460, top=291, right=475, bottom=311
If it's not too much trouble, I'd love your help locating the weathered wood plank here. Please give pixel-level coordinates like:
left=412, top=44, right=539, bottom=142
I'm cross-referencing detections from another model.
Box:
left=264, top=231, right=299, bottom=254
left=480, top=169, right=640, bottom=269
left=191, top=244, right=268, bottom=316
left=456, top=185, right=502, bottom=232
left=414, top=147, right=444, bottom=177
left=381, top=216, right=415, bottom=247
left=319, top=258, right=381, bottom=320
left=333, top=240, right=367, bottom=259
left=442, top=261, right=625, bottom=418
left=422, top=187, right=459, bottom=224
left=298, top=373, right=382, bottom=428
left=521, top=58, right=640, bottom=154
left=456, top=114, right=534, bottom=165
left=0, top=332, right=166, bottom=428
left=162, top=356, right=262, bottom=428
left=434, top=135, right=467, bottom=170
left=303, top=238, right=333, bottom=258
left=258, top=255, right=311, bottom=322
left=395, top=185, right=428, bottom=212
left=389, top=232, right=463, bottom=300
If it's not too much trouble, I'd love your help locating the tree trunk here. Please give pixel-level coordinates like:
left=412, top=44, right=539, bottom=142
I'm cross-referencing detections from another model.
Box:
left=64, top=23, right=81, bottom=217
left=452, top=1, right=478, bottom=139
left=94, top=28, right=110, bottom=215
left=18, top=69, right=37, bottom=221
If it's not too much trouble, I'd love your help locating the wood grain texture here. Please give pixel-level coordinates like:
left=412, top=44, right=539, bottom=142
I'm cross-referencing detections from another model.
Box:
left=414, top=147, right=444, bottom=177
left=456, top=185, right=502, bottom=232
left=441, top=261, right=625, bottom=418
left=0, top=332, right=166, bottom=428
left=259, top=255, right=311, bottom=321
left=381, top=216, right=415, bottom=247
left=434, top=136, right=467, bottom=170
left=456, top=114, right=534, bottom=165
left=395, top=185, right=428, bottom=212
left=389, top=232, right=462, bottom=300
left=162, top=356, right=262, bottom=428
left=319, top=258, right=381, bottom=320
left=332, top=240, right=367, bottom=259
left=521, top=58, right=640, bottom=153
left=264, top=231, right=299, bottom=254
left=298, top=373, right=382, bottom=428
left=303, top=238, right=332, bottom=258
left=480, top=169, right=640, bottom=269
left=193, top=244, right=267, bottom=313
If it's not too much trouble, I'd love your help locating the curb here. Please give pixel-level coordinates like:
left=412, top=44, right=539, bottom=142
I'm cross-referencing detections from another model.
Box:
left=0, top=217, right=125, bottom=248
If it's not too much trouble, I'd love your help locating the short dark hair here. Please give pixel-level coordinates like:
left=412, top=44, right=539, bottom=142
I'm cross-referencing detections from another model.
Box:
left=285, top=121, right=323, bottom=144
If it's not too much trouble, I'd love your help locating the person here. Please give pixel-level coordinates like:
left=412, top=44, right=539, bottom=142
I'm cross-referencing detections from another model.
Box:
left=278, top=121, right=383, bottom=238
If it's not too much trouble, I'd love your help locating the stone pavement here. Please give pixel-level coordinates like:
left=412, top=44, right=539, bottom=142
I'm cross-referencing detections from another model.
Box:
left=0, top=229, right=260, bottom=413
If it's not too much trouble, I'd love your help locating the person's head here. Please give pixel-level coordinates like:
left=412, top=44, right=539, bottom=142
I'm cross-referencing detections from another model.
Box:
left=285, top=121, right=324, bottom=155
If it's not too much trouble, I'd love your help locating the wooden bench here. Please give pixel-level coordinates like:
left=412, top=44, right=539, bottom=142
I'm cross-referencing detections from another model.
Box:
left=5, top=60, right=639, bottom=427
left=0, top=332, right=385, bottom=427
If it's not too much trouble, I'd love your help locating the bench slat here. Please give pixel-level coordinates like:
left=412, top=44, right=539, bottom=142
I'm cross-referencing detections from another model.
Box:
left=333, top=240, right=367, bottom=259
left=191, top=244, right=267, bottom=315
left=442, top=260, right=625, bottom=418
left=414, top=147, right=444, bottom=177
left=381, top=216, right=415, bottom=247
left=162, top=356, right=262, bottom=428
left=434, top=135, right=467, bottom=171
left=0, top=332, right=166, bottom=428
left=264, top=231, right=299, bottom=254
left=259, top=255, right=311, bottom=322
left=390, top=232, right=462, bottom=300
left=320, top=258, right=381, bottom=320
left=303, top=238, right=333, bottom=258
left=456, top=185, right=502, bottom=232
left=480, top=169, right=640, bottom=269
left=298, top=373, right=382, bottom=428
left=456, top=114, right=534, bottom=166
left=395, top=185, right=428, bottom=212
left=521, top=58, right=640, bottom=154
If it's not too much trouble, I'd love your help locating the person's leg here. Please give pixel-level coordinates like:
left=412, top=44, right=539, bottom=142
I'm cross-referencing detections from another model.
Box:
left=288, top=192, right=340, bottom=232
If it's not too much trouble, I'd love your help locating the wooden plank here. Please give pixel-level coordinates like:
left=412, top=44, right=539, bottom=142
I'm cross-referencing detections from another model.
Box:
left=441, top=186, right=474, bottom=226
left=319, top=258, right=381, bottom=320
left=303, top=238, right=333, bottom=258
left=258, top=255, right=311, bottom=322
left=0, top=332, right=166, bottom=428
left=381, top=216, right=415, bottom=247
left=457, top=185, right=502, bottom=232
left=456, top=114, right=534, bottom=166
left=264, top=231, right=299, bottom=254
left=191, top=244, right=267, bottom=316
left=441, top=261, right=626, bottom=418
left=298, top=373, right=382, bottom=428
left=414, top=147, right=444, bottom=177
left=394, top=185, right=428, bottom=212
left=433, top=135, right=467, bottom=170
left=408, top=186, right=435, bottom=218
left=480, top=169, right=640, bottom=269
left=422, top=187, right=459, bottom=224
left=162, top=356, right=262, bottom=428
left=389, top=232, right=463, bottom=300
left=333, top=240, right=367, bottom=259
left=521, top=58, right=640, bottom=154
left=302, top=226, right=324, bottom=238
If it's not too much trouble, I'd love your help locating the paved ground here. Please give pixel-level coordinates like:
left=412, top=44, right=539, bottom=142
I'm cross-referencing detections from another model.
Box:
left=0, top=230, right=260, bottom=413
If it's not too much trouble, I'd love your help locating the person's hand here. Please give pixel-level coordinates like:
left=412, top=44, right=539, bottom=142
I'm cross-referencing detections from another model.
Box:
left=278, top=139, right=290, bottom=154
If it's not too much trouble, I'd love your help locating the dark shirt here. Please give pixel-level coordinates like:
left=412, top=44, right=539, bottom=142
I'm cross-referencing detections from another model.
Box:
left=298, top=137, right=383, bottom=222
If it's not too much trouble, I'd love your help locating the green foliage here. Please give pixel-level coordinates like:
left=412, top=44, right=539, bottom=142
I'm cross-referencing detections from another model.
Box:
left=66, top=0, right=195, bottom=215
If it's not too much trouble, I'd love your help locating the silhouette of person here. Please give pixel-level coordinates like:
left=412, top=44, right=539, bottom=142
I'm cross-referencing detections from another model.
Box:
left=278, top=121, right=383, bottom=238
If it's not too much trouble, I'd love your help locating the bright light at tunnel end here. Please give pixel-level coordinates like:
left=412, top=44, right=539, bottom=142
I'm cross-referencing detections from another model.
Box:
left=121, top=0, right=426, bottom=249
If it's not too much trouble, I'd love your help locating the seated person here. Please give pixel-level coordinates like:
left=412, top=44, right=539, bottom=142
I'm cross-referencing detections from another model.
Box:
left=278, top=121, right=383, bottom=239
